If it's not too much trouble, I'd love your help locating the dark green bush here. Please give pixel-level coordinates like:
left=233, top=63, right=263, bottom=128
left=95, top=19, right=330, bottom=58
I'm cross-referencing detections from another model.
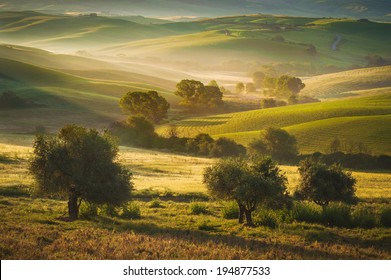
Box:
left=291, top=202, right=322, bottom=224
left=79, top=202, right=98, bottom=219
left=322, top=203, right=351, bottom=227
left=380, top=207, right=391, bottom=227
left=149, top=198, right=163, bottom=208
left=99, top=204, right=118, bottom=217
left=221, top=201, right=239, bottom=219
left=190, top=202, right=209, bottom=215
left=255, top=209, right=278, bottom=228
left=351, top=207, right=376, bottom=228
left=120, top=202, right=141, bottom=219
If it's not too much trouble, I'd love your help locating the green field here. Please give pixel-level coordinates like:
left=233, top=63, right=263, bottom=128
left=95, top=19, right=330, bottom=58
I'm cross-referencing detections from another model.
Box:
left=157, top=93, right=391, bottom=155
left=1, top=12, right=390, bottom=70
left=301, top=66, right=391, bottom=99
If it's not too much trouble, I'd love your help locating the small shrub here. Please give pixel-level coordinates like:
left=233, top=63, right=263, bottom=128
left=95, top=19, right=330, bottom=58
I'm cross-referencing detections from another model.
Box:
left=380, top=207, right=391, bottom=227
left=121, top=202, right=141, bottom=219
left=79, top=202, right=98, bottom=219
left=292, top=202, right=322, bottom=224
left=190, top=202, right=209, bottom=215
left=351, top=207, right=376, bottom=228
left=149, top=198, right=163, bottom=208
left=99, top=204, right=118, bottom=217
left=255, top=209, right=278, bottom=228
left=322, top=202, right=351, bottom=227
left=221, top=201, right=239, bottom=219
left=275, top=208, right=293, bottom=223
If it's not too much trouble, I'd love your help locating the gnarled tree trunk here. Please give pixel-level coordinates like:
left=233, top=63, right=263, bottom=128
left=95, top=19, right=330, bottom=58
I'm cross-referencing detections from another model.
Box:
left=238, top=204, right=245, bottom=224
left=244, top=209, right=254, bottom=227
left=68, top=192, right=79, bottom=221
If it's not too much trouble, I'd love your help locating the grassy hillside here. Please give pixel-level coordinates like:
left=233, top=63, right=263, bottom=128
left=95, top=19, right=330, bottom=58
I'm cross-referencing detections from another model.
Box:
left=100, top=15, right=391, bottom=69
left=0, top=55, right=178, bottom=133
left=157, top=93, right=391, bottom=155
left=2, top=0, right=390, bottom=19
left=1, top=12, right=390, bottom=70
left=0, top=11, right=177, bottom=50
left=301, top=66, right=391, bottom=99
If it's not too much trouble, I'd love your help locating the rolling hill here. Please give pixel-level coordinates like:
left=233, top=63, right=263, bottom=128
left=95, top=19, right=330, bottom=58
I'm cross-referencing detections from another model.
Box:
left=0, top=11, right=178, bottom=51
left=301, top=66, right=391, bottom=99
left=0, top=45, right=181, bottom=133
left=156, top=93, right=391, bottom=155
left=1, top=0, right=390, bottom=20
left=1, top=12, right=390, bottom=71
left=99, top=15, right=391, bottom=69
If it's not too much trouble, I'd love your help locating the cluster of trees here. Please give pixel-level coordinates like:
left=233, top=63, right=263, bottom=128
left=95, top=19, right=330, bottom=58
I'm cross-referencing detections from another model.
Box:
left=110, top=117, right=245, bottom=158
left=164, top=132, right=246, bottom=158
left=175, top=79, right=224, bottom=111
left=28, top=124, right=358, bottom=225
left=260, top=95, right=320, bottom=109
left=204, top=156, right=357, bottom=226
left=260, top=98, right=287, bottom=109
left=235, top=82, right=256, bottom=94
left=263, top=75, right=305, bottom=99
left=118, top=79, right=226, bottom=125
left=304, top=152, right=391, bottom=171
left=328, top=138, right=371, bottom=154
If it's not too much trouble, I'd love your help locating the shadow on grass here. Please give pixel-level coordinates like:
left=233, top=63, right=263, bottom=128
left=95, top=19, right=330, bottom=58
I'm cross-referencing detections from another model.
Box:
left=0, top=185, right=30, bottom=197
left=91, top=216, right=372, bottom=259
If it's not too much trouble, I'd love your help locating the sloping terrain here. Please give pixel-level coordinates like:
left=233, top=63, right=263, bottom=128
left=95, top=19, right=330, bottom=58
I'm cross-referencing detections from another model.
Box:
left=301, top=66, right=391, bottom=99
left=1, top=0, right=390, bottom=19
left=157, top=93, right=391, bottom=155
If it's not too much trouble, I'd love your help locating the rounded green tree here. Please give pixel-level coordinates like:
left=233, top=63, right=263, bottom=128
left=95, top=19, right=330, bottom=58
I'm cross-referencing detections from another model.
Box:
left=203, top=157, right=288, bottom=226
left=29, top=125, right=133, bottom=220
left=119, top=91, right=170, bottom=124
left=294, top=158, right=357, bottom=206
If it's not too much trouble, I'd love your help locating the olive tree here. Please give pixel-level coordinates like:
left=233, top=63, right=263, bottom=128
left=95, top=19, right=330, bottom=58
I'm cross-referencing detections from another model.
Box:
left=203, top=157, right=288, bottom=226
left=294, top=158, right=357, bottom=206
left=29, top=125, right=133, bottom=220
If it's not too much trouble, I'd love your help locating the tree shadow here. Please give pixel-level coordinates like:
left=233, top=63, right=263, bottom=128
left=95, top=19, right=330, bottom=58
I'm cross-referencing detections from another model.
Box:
left=93, top=217, right=371, bottom=259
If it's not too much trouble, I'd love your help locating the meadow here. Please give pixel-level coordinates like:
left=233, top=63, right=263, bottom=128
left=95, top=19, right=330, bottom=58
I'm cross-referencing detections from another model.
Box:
left=1, top=139, right=390, bottom=259
left=157, top=92, right=391, bottom=155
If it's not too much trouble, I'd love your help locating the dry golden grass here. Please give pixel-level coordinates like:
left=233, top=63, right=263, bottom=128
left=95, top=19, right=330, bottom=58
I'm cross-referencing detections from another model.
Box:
left=1, top=197, right=390, bottom=260
left=1, top=139, right=390, bottom=199
left=1, top=138, right=390, bottom=260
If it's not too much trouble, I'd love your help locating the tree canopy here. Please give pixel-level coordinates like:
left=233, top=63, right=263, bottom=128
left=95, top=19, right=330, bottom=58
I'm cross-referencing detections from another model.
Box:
left=175, top=79, right=223, bottom=110
left=29, top=125, right=133, bottom=220
left=119, top=91, right=170, bottom=124
left=294, top=158, right=357, bottom=206
left=263, top=75, right=305, bottom=98
left=248, top=127, right=298, bottom=163
left=203, top=157, right=288, bottom=226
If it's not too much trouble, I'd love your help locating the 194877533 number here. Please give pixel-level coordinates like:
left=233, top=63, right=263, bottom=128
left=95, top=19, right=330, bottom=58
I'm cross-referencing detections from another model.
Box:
left=217, top=267, right=270, bottom=276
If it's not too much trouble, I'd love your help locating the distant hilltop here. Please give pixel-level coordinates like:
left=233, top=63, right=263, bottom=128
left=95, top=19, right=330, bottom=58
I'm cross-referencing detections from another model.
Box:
left=0, top=0, right=390, bottom=20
